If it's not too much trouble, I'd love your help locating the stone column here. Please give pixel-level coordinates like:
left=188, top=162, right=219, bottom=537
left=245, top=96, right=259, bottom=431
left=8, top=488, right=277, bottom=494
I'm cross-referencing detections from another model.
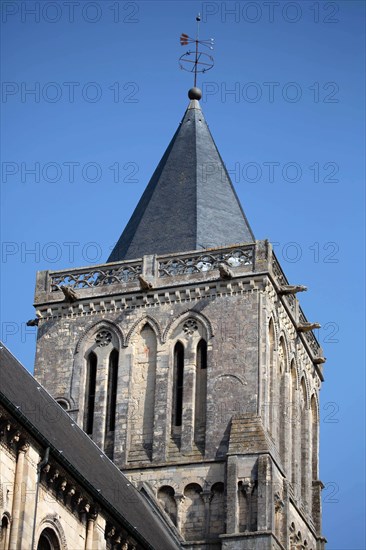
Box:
left=174, top=493, right=185, bottom=534
left=262, top=307, right=270, bottom=430
left=114, top=351, right=132, bottom=467
left=226, top=456, right=239, bottom=533
left=9, top=442, right=29, bottom=550
left=283, top=371, right=291, bottom=474
left=181, top=338, right=196, bottom=454
left=242, top=479, right=255, bottom=531
left=152, top=350, right=169, bottom=462
left=93, top=348, right=109, bottom=450
left=258, top=292, right=269, bottom=428
left=293, top=393, right=301, bottom=501
left=201, top=490, right=212, bottom=537
left=85, top=510, right=98, bottom=550
left=303, top=408, right=311, bottom=511
left=257, top=454, right=272, bottom=532
left=274, top=490, right=285, bottom=542
left=312, top=480, right=324, bottom=533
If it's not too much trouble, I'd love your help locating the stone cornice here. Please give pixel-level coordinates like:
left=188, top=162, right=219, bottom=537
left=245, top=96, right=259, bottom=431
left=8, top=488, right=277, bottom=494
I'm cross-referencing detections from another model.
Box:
left=35, top=275, right=268, bottom=320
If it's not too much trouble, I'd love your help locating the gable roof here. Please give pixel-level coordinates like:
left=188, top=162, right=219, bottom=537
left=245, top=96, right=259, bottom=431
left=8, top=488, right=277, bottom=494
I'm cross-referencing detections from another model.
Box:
left=0, top=344, right=181, bottom=550
left=108, top=99, right=255, bottom=262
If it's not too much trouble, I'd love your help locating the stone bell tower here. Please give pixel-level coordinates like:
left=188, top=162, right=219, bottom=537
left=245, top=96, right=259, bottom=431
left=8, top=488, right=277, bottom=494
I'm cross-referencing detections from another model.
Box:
left=33, top=86, right=326, bottom=549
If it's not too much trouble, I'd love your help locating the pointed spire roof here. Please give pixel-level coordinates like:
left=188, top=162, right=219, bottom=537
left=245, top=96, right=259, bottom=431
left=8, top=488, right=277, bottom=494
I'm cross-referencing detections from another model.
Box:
left=108, top=97, right=254, bottom=262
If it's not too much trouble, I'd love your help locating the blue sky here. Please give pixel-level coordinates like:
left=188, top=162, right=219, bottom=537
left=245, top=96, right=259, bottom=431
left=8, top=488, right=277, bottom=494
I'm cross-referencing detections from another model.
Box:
left=1, top=1, right=365, bottom=547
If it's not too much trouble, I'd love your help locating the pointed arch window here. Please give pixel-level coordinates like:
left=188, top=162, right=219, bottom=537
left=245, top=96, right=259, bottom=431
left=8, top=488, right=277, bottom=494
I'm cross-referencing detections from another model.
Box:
left=106, top=349, right=119, bottom=432
left=84, top=351, right=97, bottom=435
left=173, top=342, right=184, bottom=427
left=194, top=339, right=207, bottom=444
left=197, top=339, right=207, bottom=370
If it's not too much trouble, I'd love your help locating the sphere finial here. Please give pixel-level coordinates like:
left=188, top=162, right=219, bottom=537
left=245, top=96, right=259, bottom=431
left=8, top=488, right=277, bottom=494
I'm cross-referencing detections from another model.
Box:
left=188, top=87, right=202, bottom=100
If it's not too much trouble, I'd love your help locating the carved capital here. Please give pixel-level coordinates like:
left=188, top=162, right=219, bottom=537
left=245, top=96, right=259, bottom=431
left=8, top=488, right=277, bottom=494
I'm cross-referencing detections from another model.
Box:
left=67, top=486, right=76, bottom=496
left=59, top=478, right=68, bottom=492
left=48, top=468, right=60, bottom=484
left=10, top=429, right=21, bottom=444
left=240, top=478, right=255, bottom=497
left=274, top=491, right=284, bottom=513
left=174, top=492, right=185, bottom=505
left=19, top=441, right=30, bottom=454
left=87, top=503, right=99, bottom=522
left=105, top=524, right=135, bottom=550
left=200, top=490, right=213, bottom=504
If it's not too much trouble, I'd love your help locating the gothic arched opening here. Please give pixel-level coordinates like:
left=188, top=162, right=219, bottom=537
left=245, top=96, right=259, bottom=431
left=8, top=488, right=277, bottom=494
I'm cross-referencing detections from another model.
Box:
left=0, top=515, right=10, bottom=550
left=106, top=349, right=119, bottom=432
left=172, top=341, right=184, bottom=429
left=37, top=528, right=60, bottom=550
left=209, top=482, right=225, bottom=537
left=84, top=351, right=97, bottom=435
left=268, top=319, right=275, bottom=438
left=182, top=483, right=205, bottom=541
left=157, top=485, right=177, bottom=525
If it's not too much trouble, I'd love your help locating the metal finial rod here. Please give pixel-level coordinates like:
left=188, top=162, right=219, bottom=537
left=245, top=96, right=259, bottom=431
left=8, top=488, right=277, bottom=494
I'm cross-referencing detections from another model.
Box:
left=196, top=13, right=200, bottom=40
left=194, top=14, right=201, bottom=87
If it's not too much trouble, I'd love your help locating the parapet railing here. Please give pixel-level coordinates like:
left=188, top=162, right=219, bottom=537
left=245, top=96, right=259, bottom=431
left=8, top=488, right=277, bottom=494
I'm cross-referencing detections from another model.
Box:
left=48, top=243, right=256, bottom=292
left=299, top=308, right=321, bottom=356
left=271, top=253, right=321, bottom=356
left=157, top=244, right=255, bottom=277
left=271, top=253, right=296, bottom=315
left=49, top=260, right=143, bottom=291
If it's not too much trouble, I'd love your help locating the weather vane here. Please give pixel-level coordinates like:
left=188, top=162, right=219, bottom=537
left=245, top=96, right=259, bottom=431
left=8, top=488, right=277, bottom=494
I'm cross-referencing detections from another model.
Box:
left=179, top=14, right=214, bottom=99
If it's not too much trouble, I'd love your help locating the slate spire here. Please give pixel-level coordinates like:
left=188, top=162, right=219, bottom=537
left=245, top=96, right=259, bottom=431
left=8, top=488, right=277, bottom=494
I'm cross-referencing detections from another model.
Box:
left=108, top=95, right=255, bottom=263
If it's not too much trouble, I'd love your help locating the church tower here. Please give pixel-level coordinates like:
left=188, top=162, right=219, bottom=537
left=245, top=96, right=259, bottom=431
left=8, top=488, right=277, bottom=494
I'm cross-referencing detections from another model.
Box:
left=32, top=41, right=326, bottom=549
